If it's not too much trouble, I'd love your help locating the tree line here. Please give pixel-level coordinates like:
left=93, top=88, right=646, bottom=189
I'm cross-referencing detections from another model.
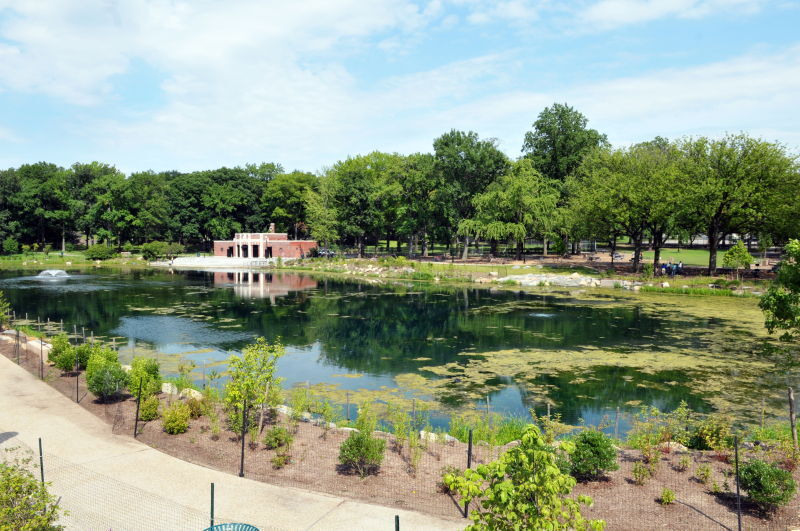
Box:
left=1, top=103, right=798, bottom=273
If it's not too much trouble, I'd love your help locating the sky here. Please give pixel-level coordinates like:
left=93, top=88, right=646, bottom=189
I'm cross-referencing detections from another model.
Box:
left=0, top=0, right=798, bottom=175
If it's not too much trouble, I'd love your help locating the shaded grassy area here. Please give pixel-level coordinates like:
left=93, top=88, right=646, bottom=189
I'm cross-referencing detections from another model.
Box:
left=0, top=252, right=147, bottom=269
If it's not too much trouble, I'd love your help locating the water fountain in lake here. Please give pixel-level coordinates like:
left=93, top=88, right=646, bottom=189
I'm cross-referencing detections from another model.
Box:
left=37, top=270, right=69, bottom=278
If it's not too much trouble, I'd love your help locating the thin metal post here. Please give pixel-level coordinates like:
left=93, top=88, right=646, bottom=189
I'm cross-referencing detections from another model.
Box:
left=412, top=399, right=416, bottom=427
left=346, top=392, right=350, bottom=422
left=134, top=379, right=143, bottom=438
left=734, top=435, right=742, bottom=531
left=39, top=335, right=44, bottom=380
left=38, top=438, right=44, bottom=484
left=790, top=387, right=798, bottom=450
left=239, top=399, right=247, bottom=477
left=614, top=407, right=620, bottom=440
left=210, top=483, right=215, bottom=527
left=75, top=352, right=79, bottom=403
left=395, top=515, right=399, bottom=531
left=464, top=428, right=473, bottom=518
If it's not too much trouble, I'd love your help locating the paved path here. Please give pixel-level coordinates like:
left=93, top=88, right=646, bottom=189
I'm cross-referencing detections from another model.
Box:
left=0, top=354, right=462, bottom=530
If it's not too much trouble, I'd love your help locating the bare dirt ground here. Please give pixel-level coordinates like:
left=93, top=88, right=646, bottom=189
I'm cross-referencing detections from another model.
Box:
left=3, top=338, right=799, bottom=529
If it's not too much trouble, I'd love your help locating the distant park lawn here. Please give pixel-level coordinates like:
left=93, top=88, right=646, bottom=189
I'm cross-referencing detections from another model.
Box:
left=640, top=248, right=723, bottom=267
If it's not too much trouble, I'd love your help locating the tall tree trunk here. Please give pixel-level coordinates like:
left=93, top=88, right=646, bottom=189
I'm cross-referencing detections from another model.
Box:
left=386, top=234, right=390, bottom=254
left=515, top=240, right=523, bottom=261
left=61, top=229, right=65, bottom=254
left=357, top=236, right=364, bottom=258
left=490, top=239, right=498, bottom=257
left=543, top=240, right=548, bottom=256
left=707, top=224, right=720, bottom=275
left=632, top=236, right=643, bottom=272
left=422, top=232, right=429, bottom=257
left=652, top=231, right=665, bottom=272
left=610, top=236, right=617, bottom=265
left=462, top=234, right=470, bottom=260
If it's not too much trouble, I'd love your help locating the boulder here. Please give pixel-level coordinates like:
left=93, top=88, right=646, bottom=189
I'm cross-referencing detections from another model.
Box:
left=658, top=441, right=688, bottom=453
left=161, top=382, right=178, bottom=395
left=338, top=427, right=359, bottom=434
left=275, top=405, right=292, bottom=416
left=489, top=271, right=498, bottom=277
left=660, top=282, right=670, bottom=288
left=180, top=388, right=203, bottom=401
left=300, top=412, right=313, bottom=422
left=632, top=285, right=641, bottom=292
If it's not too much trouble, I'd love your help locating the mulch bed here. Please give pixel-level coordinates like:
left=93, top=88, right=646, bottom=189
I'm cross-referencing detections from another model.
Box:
left=3, top=337, right=799, bottom=528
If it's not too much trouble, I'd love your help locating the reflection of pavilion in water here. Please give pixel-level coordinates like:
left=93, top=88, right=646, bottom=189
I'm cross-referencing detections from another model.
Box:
left=214, top=271, right=317, bottom=302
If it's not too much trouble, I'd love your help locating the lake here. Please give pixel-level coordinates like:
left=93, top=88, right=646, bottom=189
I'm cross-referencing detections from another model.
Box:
left=0, top=268, right=793, bottom=431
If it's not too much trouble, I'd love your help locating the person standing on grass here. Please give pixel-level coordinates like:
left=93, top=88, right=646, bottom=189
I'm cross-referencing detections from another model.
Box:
left=678, top=261, right=683, bottom=275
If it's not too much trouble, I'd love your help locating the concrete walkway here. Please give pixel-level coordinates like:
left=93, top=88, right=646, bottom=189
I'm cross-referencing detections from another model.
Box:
left=0, top=355, right=462, bottom=530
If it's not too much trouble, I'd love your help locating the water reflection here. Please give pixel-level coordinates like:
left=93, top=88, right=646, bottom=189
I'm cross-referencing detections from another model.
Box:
left=213, top=271, right=317, bottom=301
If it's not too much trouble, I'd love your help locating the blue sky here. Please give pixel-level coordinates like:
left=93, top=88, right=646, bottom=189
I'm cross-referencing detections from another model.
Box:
left=0, top=0, right=798, bottom=174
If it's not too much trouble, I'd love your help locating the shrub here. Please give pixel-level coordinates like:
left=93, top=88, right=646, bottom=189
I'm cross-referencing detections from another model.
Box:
left=0, top=448, right=64, bottom=530
left=689, top=414, right=732, bottom=451
left=128, top=357, right=161, bottom=399
left=632, top=462, right=651, bottom=485
left=271, top=452, right=291, bottom=469
left=84, top=244, right=118, bottom=261
left=263, top=426, right=293, bottom=449
left=2, top=237, right=19, bottom=255
left=186, top=398, right=205, bottom=419
left=162, top=402, right=191, bottom=434
left=141, top=241, right=169, bottom=261
left=139, top=395, right=160, bottom=421
left=676, top=455, right=691, bottom=472
left=642, top=263, right=654, bottom=278
left=85, top=350, right=128, bottom=402
left=438, top=465, right=462, bottom=494
left=739, top=459, right=796, bottom=508
left=695, top=464, right=712, bottom=485
left=339, top=431, right=386, bottom=478
left=660, top=487, right=676, bottom=506
left=47, top=334, right=72, bottom=365
left=569, top=429, right=619, bottom=481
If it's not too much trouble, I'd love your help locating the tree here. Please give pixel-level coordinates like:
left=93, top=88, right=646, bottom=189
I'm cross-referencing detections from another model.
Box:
left=224, top=337, right=285, bottom=432
left=679, top=134, right=798, bottom=274
left=261, top=171, right=317, bottom=238
left=460, top=159, right=559, bottom=259
left=0, top=290, right=10, bottom=329
left=0, top=448, right=63, bottom=530
left=305, top=175, right=339, bottom=249
left=396, top=153, right=440, bottom=257
left=760, top=239, right=800, bottom=341
left=722, top=240, right=753, bottom=280
left=444, top=425, right=604, bottom=530
left=522, top=103, right=608, bottom=182
left=434, top=130, right=509, bottom=259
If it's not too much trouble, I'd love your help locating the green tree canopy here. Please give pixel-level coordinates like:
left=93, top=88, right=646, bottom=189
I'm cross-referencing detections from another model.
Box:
left=760, top=239, right=800, bottom=341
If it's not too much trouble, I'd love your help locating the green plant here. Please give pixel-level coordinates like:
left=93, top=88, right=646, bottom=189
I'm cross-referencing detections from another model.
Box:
left=0, top=447, right=64, bottom=530
left=569, top=430, right=619, bottom=481
left=676, top=455, right=691, bottom=472
left=162, top=402, right=191, bottom=434
left=660, top=487, right=676, bottom=506
left=263, top=426, right=294, bottom=450
left=314, top=398, right=339, bottom=438
left=289, top=387, right=310, bottom=426
left=2, top=237, right=19, bottom=256
left=47, top=334, right=72, bottom=364
left=695, top=464, right=712, bottom=485
left=186, top=398, right=204, bottom=419
left=632, top=462, right=651, bottom=485
left=338, top=431, right=386, bottom=478
left=642, top=263, right=654, bottom=278
left=139, top=395, right=160, bottom=421
left=85, top=349, right=128, bottom=402
left=84, top=244, right=118, bottom=261
left=444, top=425, right=604, bottom=530
left=388, top=403, right=411, bottom=452
left=0, top=291, right=10, bottom=329
left=128, top=357, right=161, bottom=399
left=689, top=414, right=731, bottom=451
left=438, top=465, right=462, bottom=494
left=739, top=459, right=796, bottom=508
left=532, top=410, right=576, bottom=444
left=271, top=452, right=291, bottom=469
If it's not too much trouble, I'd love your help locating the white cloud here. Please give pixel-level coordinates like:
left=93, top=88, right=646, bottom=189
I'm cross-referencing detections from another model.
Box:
left=419, top=44, right=800, bottom=155
left=581, top=0, right=766, bottom=30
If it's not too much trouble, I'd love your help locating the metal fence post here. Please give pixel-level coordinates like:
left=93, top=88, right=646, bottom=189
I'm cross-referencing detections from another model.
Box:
left=346, top=392, right=350, bottom=422
left=239, top=399, right=247, bottom=477
left=75, top=351, right=79, bottom=403
left=210, top=483, right=215, bottom=528
left=395, top=514, right=399, bottom=530
left=735, top=435, right=742, bottom=531
left=39, top=334, right=44, bottom=380
left=464, top=428, right=473, bottom=518
left=134, top=379, right=143, bottom=438
left=38, top=438, right=44, bottom=484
